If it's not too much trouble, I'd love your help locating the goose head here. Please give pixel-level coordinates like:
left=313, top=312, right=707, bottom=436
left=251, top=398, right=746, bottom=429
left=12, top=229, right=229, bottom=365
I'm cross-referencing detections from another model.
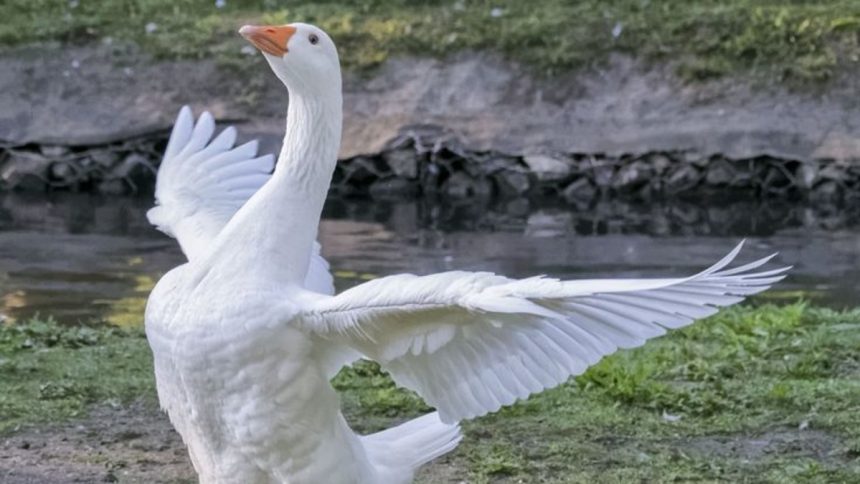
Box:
left=239, top=22, right=341, bottom=96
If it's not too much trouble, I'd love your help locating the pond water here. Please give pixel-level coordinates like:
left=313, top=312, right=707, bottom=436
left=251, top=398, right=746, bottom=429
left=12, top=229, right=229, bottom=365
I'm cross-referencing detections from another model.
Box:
left=1, top=192, right=858, bottom=325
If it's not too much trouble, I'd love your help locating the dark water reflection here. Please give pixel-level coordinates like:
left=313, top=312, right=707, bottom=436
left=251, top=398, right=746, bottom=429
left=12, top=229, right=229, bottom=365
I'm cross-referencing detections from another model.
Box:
left=1, top=192, right=858, bottom=325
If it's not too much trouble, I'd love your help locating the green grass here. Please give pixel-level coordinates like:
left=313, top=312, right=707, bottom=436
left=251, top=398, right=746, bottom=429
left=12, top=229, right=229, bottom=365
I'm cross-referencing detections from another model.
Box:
left=2, top=302, right=859, bottom=481
left=2, top=1, right=860, bottom=82
left=0, top=317, right=154, bottom=432
left=333, top=302, right=860, bottom=481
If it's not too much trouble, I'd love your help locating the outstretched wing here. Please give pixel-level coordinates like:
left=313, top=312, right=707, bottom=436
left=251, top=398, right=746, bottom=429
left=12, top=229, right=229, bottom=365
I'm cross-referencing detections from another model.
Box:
left=148, top=106, right=334, bottom=294
left=295, top=242, right=789, bottom=423
left=147, top=106, right=272, bottom=260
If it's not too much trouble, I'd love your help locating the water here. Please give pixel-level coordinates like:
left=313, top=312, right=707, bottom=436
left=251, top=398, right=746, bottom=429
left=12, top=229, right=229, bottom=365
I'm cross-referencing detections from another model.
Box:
left=1, top=192, right=858, bottom=325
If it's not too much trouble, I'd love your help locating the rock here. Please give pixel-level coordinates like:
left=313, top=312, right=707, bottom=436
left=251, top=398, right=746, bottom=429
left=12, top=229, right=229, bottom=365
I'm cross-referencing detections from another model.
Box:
left=762, top=165, right=793, bottom=193
left=493, top=169, right=531, bottom=197
left=327, top=179, right=362, bottom=197
left=339, top=156, right=386, bottom=185
left=613, top=160, right=652, bottom=190
left=6, top=127, right=860, bottom=200
left=665, top=164, right=701, bottom=193
left=112, top=153, right=151, bottom=177
left=39, top=145, right=69, bottom=159
left=562, top=177, right=597, bottom=202
left=50, top=162, right=73, bottom=180
left=819, top=163, right=848, bottom=182
left=648, top=153, right=673, bottom=175
left=443, top=172, right=492, bottom=198
left=522, top=154, right=572, bottom=182
left=382, top=148, right=418, bottom=179
left=104, top=153, right=156, bottom=191
left=729, top=162, right=755, bottom=187
left=89, top=149, right=121, bottom=168
left=705, top=159, right=734, bottom=185
left=577, top=155, right=612, bottom=186
left=459, top=157, right=487, bottom=178
left=420, top=162, right=443, bottom=193
left=684, top=152, right=709, bottom=167
left=483, top=156, right=522, bottom=173
left=797, top=162, right=819, bottom=190
left=505, top=198, right=530, bottom=217
left=1, top=151, right=51, bottom=189
left=635, top=183, right=654, bottom=200
left=368, top=177, right=420, bottom=198
left=97, top=179, right=128, bottom=195
left=592, top=164, right=615, bottom=189
left=442, top=172, right=471, bottom=197
left=812, top=181, right=841, bottom=201
left=432, top=158, right=460, bottom=181
left=470, top=176, right=494, bottom=198
left=127, top=163, right=157, bottom=191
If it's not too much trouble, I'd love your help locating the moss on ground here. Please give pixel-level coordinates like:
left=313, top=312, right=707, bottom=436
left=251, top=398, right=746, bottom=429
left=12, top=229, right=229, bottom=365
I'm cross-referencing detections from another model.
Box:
left=2, top=302, right=858, bottom=481
left=0, top=318, right=154, bottom=433
left=3, top=1, right=860, bottom=82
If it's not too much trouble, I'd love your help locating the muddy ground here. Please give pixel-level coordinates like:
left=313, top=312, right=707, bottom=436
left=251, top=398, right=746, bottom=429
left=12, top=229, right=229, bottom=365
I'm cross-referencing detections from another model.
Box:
left=0, top=402, right=852, bottom=484
left=0, top=403, right=194, bottom=484
left=0, top=402, right=472, bottom=484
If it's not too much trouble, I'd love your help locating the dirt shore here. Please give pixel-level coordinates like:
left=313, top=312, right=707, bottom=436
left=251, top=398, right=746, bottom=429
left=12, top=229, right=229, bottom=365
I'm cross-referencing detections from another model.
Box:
left=1, top=401, right=851, bottom=484
left=3, top=44, right=860, bottom=161
left=3, top=44, right=860, bottom=199
left=0, top=403, right=469, bottom=484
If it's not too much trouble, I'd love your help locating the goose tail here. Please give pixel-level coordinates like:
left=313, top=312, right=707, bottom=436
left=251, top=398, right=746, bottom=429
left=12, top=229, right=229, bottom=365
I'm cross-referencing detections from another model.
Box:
left=362, top=411, right=462, bottom=483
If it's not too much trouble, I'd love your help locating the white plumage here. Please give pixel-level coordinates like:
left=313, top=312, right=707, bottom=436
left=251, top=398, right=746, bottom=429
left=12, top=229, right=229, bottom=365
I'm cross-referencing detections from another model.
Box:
left=144, top=22, right=789, bottom=484
left=296, top=245, right=785, bottom=423
left=147, top=106, right=334, bottom=295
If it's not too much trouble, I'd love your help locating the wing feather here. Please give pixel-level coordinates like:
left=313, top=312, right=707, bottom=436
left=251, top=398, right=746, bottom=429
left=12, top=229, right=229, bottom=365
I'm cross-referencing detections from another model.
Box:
left=296, top=242, right=789, bottom=423
left=148, top=106, right=335, bottom=296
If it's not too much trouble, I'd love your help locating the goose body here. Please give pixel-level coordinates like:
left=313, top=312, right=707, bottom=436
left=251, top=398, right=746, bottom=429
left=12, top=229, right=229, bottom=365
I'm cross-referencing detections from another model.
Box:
left=146, top=269, right=377, bottom=482
left=145, top=22, right=789, bottom=484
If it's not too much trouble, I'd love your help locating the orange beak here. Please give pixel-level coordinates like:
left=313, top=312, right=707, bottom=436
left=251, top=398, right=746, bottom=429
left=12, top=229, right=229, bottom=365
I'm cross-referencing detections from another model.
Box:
left=239, top=24, right=297, bottom=57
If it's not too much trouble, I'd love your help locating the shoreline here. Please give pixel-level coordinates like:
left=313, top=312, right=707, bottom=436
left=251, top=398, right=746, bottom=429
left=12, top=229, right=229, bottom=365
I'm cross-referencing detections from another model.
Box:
left=2, top=131, right=857, bottom=202
left=2, top=46, right=859, bottom=200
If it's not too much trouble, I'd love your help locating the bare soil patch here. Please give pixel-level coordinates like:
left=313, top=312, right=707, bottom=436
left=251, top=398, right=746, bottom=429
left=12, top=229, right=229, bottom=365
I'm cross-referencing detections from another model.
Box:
left=0, top=403, right=194, bottom=484
left=0, top=403, right=464, bottom=484
left=2, top=403, right=851, bottom=483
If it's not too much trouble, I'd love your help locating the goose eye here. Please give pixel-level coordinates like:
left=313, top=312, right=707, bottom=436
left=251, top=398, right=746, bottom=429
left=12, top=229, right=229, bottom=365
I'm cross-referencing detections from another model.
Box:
left=309, top=33, right=319, bottom=45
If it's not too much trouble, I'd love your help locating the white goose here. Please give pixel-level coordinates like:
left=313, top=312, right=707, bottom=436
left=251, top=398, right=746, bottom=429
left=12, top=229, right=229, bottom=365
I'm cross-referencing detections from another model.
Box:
left=145, top=22, right=789, bottom=484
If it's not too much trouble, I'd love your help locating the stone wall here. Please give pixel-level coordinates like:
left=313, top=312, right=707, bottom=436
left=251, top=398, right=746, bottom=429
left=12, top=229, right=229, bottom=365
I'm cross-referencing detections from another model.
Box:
left=335, top=131, right=853, bottom=202
left=1, top=129, right=856, bottom=202
left=0, top=139, right=159, bottom=194
left=3, top=46, right=860, bottom=201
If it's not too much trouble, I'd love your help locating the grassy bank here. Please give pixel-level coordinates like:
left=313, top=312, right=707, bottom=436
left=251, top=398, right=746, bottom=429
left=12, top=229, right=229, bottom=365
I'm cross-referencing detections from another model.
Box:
left=0, top=319, right=154, bottom=431
left=3, top=1, right=860, bottom=82
left=1, top=302, right=859, bottom=481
